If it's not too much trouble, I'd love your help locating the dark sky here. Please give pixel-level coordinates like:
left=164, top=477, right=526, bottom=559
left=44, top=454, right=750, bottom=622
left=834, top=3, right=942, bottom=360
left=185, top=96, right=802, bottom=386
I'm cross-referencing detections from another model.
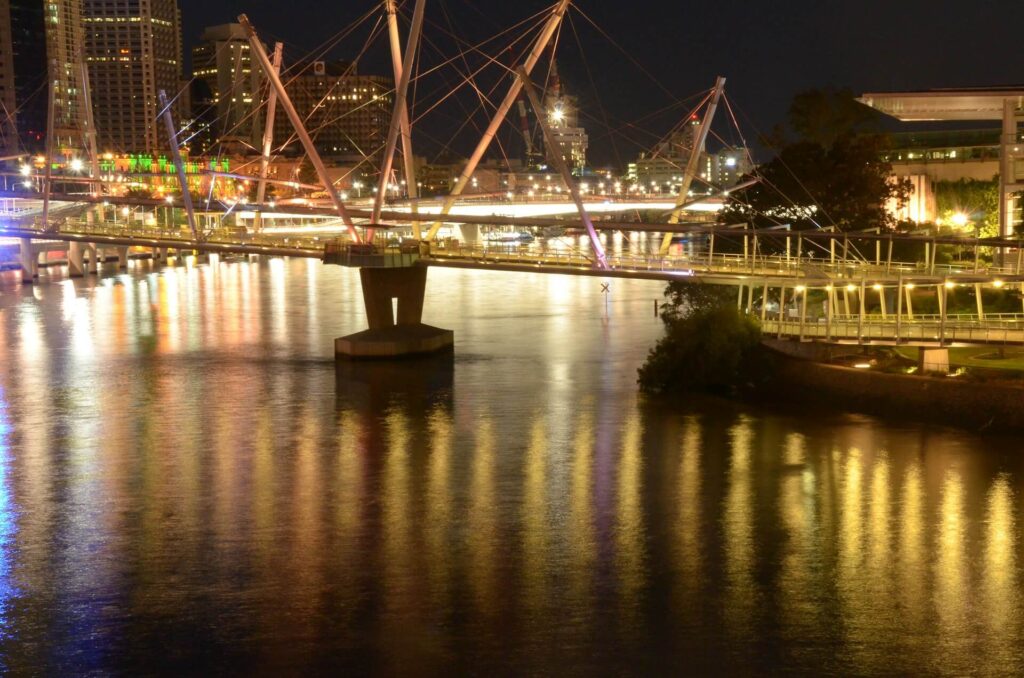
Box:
left=178, top=0, right=1024, bottom=166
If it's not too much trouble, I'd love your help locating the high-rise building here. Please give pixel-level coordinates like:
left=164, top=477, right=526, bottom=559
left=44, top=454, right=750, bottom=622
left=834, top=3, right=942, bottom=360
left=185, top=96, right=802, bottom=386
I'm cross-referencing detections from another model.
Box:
left=190, top=23, right=262, bottom=154
left=0, top=0, right=85, bottom=153
left=84, top=0, right=183, bottom=153
left=273, top=59, right=391, bottom=162
left=0, top=4, right=19, bottom=153
left=542, top=64, right=587, bottom=172
left=46, top=0, right=87, bottom=146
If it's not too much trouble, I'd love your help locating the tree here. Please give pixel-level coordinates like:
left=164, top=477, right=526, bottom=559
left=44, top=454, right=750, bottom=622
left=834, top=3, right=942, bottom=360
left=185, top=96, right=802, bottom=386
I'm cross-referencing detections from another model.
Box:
left=722, top=89, right=910, bottom=233
left=724, top=134, right=911, bottom=232
left=639, top=282, right=765, bottom=396
left=787, top=87, right=881, bottom=148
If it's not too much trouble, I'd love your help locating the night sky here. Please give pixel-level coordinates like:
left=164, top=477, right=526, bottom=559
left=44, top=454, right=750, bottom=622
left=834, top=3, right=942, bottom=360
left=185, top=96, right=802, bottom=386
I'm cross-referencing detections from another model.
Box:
left=178, top=0, right=1024, bottom=166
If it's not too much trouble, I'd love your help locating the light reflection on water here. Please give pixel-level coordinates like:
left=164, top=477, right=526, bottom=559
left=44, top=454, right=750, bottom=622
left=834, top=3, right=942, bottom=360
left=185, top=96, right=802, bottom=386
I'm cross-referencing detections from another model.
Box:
left=0, top=258, right=1022, bottom=674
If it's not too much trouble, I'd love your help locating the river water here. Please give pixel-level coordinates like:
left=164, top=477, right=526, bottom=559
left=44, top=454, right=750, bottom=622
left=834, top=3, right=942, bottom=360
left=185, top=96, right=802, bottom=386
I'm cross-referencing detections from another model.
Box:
left=0, top=256, right=1021, bottom=675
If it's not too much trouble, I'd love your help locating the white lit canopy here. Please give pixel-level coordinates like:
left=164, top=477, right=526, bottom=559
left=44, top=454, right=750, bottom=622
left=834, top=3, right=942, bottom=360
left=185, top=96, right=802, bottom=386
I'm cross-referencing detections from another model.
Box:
left=858, top=88, right=1024, bottom=121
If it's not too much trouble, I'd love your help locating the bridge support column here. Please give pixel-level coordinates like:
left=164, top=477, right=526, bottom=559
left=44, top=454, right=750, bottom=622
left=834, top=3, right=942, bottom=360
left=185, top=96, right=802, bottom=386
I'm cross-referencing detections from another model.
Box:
left=456, top=224, right=480, bottom=244
left=919, top=348, right=950, bottom=375
left=67, top=242, right=85, bottom=277
left=19, top=238, right=37, bottom=283
left=336, top=266, right=453, bottom=359
left=117, top=247, right=129, bottom=270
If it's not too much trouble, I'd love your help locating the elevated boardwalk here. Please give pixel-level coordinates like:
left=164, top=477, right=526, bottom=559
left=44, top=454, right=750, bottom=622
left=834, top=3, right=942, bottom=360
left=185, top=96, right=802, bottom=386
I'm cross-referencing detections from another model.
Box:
left=762, top=314, right=1024, bottom=346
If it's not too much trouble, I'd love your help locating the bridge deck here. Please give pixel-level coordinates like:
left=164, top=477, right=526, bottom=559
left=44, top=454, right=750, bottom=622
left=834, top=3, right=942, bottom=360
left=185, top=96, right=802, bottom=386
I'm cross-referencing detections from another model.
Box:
left=762, top=314, right=1024, bottom=346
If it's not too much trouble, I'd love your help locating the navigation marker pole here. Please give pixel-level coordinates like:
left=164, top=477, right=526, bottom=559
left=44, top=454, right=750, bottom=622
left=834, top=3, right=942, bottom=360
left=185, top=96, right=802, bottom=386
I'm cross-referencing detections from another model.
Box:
left=425, top=0, right=572, bottom=241
left=518, top=67, right=606, bottom=269
left=239, top=14, right=361, bottom=243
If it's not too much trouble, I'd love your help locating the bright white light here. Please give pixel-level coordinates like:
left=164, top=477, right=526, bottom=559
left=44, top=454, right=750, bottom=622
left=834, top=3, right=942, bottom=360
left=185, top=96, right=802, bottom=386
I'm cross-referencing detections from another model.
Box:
left=550, top=106, right=565, bottom=124
left=19, top=165, right=31, bottom=176
left=69, top=158, right=84, bottom=172
left=725, top=157, right=737, bottom=168
left=950, top=212, right=969, bottom=227
left=22, top=180, right=32, bottom=188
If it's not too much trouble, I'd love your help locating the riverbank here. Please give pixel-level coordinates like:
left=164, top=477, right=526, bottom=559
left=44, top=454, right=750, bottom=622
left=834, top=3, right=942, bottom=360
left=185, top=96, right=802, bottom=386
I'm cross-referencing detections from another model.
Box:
left=761, top=340, right=1024, bottom=431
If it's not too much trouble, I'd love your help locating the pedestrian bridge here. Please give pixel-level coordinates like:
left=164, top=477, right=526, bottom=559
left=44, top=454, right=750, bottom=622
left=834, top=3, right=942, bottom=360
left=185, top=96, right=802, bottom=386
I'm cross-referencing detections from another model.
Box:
left=8, top=210, right=1024, bottom=353
left=762, top=314, right=1024, bottom=347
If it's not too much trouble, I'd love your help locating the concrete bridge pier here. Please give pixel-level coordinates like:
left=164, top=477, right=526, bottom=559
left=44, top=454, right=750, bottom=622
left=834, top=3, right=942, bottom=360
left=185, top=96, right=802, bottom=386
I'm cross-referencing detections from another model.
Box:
left=336, top=266, right=453, bottom=359
left=116, top=247, right=129, bottom=270
left=456, top=223, right=480, bottom=244
left=919, top=348, right=950, bottom=375
left=67, top=242, right=86, bottom=277
left=19, top=238, right=37, bottom=283
left=84, top=244, right=98, bottom=274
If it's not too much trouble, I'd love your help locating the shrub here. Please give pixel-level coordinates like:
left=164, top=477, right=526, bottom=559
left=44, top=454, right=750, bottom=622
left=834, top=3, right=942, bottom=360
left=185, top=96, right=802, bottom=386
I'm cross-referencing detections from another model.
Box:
left=638, top=302, right=764, bottom=396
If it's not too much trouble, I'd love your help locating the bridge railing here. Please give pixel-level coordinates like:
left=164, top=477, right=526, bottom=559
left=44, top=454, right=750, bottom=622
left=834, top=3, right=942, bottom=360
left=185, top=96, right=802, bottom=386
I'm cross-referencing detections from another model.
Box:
left=762, top=315, right=1024, bottom=345
left=25, top=219, right=327, bottom=252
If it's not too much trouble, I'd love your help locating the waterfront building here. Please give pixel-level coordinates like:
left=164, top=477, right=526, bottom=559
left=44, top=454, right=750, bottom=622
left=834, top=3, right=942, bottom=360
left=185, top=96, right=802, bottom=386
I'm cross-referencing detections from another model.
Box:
left=273, top=59, right=391, bottom=163
left=190, top=23, right=261, bottom=154
left=84, top=0, right=183, bottom=153
left=861, top=89, right=1024, bottom=237
left=878, top=128, right=1002, bottom=224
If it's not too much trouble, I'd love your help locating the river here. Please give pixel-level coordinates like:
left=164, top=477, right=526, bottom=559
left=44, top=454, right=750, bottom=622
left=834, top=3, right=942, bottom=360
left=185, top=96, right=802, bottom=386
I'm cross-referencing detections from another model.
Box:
left=0, top=256, right=1021, bottom=675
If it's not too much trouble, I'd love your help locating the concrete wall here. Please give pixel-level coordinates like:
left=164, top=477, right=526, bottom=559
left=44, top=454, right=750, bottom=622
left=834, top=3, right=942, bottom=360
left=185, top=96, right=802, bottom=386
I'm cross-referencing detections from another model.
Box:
left=766, top=347, right=1024, bottom=431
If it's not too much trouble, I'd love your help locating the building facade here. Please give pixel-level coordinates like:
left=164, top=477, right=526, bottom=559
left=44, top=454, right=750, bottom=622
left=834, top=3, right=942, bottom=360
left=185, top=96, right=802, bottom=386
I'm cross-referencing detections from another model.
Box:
left=190, top=23, right=261, bottom=154
left=273, top=59, right=391, bottom=163
left=84, top=0, right=183, bottom=153
left=0, top=0, right=84, bottom=153
left=880, top=129, right=1002, bottom=224
left=629, top=147, right=752, bottom=194
left=46, top=0, right=87, bottom=146
left=0, top=3, right=18, bottom=152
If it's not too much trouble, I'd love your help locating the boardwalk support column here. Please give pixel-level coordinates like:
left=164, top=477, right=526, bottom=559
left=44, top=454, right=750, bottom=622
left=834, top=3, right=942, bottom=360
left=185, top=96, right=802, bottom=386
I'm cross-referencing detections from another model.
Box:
left=19, top=238, right=37, bottom=282
left=336, top=266, right=453, bottom=359
left=919, top=348, right=950, bottom=374
left=68, top=242, right=85, bottom=277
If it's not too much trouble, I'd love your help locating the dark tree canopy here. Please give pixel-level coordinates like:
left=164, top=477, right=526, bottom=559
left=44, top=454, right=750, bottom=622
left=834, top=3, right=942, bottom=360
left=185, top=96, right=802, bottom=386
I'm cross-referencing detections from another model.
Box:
left=724, top=89, right=910, bottom=232
left=787, top=87, right=881, bottom=148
